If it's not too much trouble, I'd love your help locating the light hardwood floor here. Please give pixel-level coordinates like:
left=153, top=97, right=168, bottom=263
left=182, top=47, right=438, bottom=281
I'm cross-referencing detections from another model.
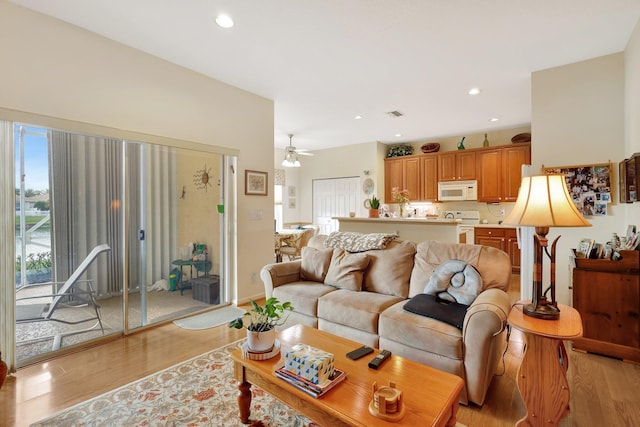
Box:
left=2, top=289, right=640, bottom=426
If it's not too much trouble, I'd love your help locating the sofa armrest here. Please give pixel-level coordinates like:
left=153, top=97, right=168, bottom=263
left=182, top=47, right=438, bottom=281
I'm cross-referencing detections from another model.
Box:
left=260, top=260, right=303, bottom=298
left=461, top=288, right=511, bottom=405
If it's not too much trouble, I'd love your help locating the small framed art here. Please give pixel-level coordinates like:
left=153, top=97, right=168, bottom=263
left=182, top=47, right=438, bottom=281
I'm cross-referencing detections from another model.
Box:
left=245, top=170, right=268, bottom=196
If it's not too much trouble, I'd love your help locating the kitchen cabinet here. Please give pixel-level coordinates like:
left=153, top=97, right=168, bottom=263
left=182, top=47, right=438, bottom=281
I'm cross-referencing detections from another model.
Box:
left=571, top=250, right=640, bottom=363
left=384, top=143, right=530, bottom=203
left=502, top=144, right=531, bottom=201
left=476, top=149, right=502, bottom=202
left=474, top=227, right=520, bottom=272
left=420, top=155, right=438, bottom=201
left=384, top=156, right=421, bottom=203
left=476, top=143, right=530, bottom=202
left=438, top=151, right=476, bottom=181
left=506, top=228, right=520, bottom=273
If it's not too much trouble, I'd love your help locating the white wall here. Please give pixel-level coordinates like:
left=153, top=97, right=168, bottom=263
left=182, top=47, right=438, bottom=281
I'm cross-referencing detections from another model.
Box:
left=625, top=17, right=640, bottom=222
left=0, top=2, right=275, bottom=303
left=295, top=141, right=386, bottom=222
left=532, top=53, right=625, bottom=305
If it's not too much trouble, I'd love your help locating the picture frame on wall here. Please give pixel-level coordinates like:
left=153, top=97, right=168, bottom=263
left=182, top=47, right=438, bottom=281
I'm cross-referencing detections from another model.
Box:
left=245, top=170, right=268, bottom=196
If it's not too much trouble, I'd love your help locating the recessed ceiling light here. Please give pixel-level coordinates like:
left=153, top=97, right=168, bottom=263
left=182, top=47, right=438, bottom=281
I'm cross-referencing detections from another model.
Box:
left=354, top=115, right=363, bottom=120
left=395, top=133, right=402, bottom=137
left=468, top=88, right=481, bottom=96
left=489, top=117, right=499, bottom=122
left=215, top=14, right=234, bottom=28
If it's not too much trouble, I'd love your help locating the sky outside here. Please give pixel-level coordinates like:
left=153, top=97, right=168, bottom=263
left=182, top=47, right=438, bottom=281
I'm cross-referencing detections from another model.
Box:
left=14, top=125, right=49, bottom=192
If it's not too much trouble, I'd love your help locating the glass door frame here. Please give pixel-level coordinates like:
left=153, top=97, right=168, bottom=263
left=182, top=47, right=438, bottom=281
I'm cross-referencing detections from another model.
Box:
left=1, top=109, right=239, bottom=369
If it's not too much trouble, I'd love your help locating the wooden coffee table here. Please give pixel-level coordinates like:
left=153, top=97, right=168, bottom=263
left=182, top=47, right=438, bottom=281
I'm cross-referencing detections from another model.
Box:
left=231, top=324, right=463, bottom=426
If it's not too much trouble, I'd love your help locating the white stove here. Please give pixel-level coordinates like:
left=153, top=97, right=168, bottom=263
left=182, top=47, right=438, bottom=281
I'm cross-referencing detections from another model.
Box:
left=443, top=211, right=480, bottom=244
left=443, top=210, right=481, bottom=224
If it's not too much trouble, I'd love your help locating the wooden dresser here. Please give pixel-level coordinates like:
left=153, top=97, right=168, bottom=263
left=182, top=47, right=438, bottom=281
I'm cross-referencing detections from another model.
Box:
left=570, top=250, right=640, bottom=363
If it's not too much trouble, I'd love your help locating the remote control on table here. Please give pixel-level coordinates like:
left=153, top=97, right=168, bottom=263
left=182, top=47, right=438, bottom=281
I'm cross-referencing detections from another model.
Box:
left=346, top=345, right=374, bottom=360
left=368, top=350, right=392, bottom=369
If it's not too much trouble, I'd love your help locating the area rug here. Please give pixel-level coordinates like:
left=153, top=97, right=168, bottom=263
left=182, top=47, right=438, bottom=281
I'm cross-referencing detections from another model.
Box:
left=31, top=339, right=315, bottom=427
left=173, top=306, right=246, bottom=330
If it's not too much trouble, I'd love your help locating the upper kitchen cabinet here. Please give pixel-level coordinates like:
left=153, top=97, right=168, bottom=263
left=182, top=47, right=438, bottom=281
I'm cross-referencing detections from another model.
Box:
left=476, top=143, right=531, bottom=202
left=476, top=148, right=502, bottom=202
left=420, top=154, right=439, bottom=201
left=384, top=156, right=421, bottom=203
left=438, top=151, right=476, bottom=181
left=502, top=144, right=531, bottom=201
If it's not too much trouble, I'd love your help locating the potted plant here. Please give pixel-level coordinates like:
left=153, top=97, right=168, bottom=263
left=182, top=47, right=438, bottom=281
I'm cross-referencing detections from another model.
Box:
left=229, top=297, right=294, bottom=352
left=369, top=195, right=380, bottom=218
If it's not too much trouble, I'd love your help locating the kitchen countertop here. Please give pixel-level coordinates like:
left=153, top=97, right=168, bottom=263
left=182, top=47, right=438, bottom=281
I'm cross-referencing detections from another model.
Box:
left=335, top=217, right=516, bottom=228
left=474, top=223, right=516, bottom=229
left=335, top=217, right=460, bottom=225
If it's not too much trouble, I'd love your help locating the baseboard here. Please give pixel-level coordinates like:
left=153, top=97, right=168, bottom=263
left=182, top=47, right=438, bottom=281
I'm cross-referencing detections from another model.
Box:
left=234, top=292, right=266, bottom=306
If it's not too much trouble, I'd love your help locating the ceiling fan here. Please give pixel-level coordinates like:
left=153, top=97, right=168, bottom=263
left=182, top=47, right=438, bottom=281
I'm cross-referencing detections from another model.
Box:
left=282, top=134, right=313, bottom=167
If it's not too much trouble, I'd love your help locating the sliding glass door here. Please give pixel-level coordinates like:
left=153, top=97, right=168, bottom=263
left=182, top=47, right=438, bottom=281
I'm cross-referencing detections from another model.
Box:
left=13, top=122, right=233, bottom=365
left=125, top=142, right=226, bottom=329
left=14, top=124, right=124, bottom=363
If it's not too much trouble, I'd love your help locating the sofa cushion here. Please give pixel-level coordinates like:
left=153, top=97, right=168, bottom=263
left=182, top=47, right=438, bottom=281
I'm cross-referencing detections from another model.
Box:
left=324, top=231, right=397, bottom=252
left=379, top=301, right=463, bottom=360
left=324, top=249, right=370, bottom=291
left=300, top=247, right=333, bottom=282
left=272, top=283, right=337, bottom=317
left=409, top=240, right=511, bottom=298
left=363, top=240, right=416, bottom=298
left=403, top=294, right=469, bottom=330
left=423, top=260, right=483, bottom=305
left=318, top=290, right=403, bottom=334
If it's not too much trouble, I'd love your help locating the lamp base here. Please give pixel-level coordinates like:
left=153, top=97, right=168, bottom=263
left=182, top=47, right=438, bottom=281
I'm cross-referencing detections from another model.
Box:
left=523, top=301, right=560, bottom=320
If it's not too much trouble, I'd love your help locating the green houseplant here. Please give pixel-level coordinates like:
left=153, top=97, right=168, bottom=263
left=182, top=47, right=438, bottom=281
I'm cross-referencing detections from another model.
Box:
left=229, top=298, right=294, bottom=352
left=369, top=195, right=380, bottom=218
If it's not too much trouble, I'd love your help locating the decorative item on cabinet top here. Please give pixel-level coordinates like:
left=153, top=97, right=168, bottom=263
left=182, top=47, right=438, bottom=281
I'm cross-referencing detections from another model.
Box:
left=421, top=143, right=440, bottom=153
left=386, top=144, right=414, bottom=157
left=511, top=133, right=531, bottom=143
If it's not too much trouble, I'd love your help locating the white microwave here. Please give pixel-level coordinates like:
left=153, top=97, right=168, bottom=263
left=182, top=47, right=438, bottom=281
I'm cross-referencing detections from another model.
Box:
left=438, top=180, right=478, bottom=201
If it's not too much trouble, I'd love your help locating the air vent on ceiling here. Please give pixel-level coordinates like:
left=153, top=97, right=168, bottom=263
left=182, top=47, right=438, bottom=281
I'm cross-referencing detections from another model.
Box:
left=386, top=110, right=403, bottom=117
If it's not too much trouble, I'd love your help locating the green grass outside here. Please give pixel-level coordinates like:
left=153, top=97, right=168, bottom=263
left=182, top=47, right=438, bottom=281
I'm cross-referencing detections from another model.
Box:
left=15, top=215, right=51, bottom=230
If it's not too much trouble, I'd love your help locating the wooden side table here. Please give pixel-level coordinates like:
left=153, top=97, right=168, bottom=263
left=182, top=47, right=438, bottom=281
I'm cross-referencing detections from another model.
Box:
left=508, top=302, right=582, bottom=426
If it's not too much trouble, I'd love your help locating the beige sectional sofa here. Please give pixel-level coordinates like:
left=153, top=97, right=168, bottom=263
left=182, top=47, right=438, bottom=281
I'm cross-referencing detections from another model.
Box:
left=260, top=234, right=512, bottom=405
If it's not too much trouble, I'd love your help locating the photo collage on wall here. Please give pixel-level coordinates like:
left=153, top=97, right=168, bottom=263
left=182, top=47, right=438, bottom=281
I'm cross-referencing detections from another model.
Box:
left=543, top=163, right=612, bottom=216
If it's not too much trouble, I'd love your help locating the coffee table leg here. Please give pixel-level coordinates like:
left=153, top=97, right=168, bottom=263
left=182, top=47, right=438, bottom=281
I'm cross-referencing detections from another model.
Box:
left=445, top=399, right=459, bottom=427
left=238, top=380, right=252, bottom=424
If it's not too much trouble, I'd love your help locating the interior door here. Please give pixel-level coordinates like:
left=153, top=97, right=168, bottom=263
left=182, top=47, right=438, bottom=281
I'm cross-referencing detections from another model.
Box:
left=312, top=177, right=359, bottom=235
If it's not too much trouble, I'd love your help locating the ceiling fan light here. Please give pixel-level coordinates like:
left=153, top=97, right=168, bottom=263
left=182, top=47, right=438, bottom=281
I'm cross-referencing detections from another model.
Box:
left=282, top=151, right=301, bottom=167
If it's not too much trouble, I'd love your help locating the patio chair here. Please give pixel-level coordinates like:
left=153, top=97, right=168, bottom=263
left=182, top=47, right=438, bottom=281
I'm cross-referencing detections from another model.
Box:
left=16, top=244, right=111, bottom=349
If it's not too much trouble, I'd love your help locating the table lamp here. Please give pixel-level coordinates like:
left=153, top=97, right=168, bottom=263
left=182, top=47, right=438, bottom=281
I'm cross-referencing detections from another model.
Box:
left=503, top=174, right=591, bottom=320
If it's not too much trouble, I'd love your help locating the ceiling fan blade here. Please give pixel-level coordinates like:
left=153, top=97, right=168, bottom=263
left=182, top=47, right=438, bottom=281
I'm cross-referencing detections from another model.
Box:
left=297, top=152, right=314, bottom=156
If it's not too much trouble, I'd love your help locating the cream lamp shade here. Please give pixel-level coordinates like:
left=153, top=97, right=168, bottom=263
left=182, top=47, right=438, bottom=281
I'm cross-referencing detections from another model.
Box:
left=503, top=174, right=591, bottom=228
